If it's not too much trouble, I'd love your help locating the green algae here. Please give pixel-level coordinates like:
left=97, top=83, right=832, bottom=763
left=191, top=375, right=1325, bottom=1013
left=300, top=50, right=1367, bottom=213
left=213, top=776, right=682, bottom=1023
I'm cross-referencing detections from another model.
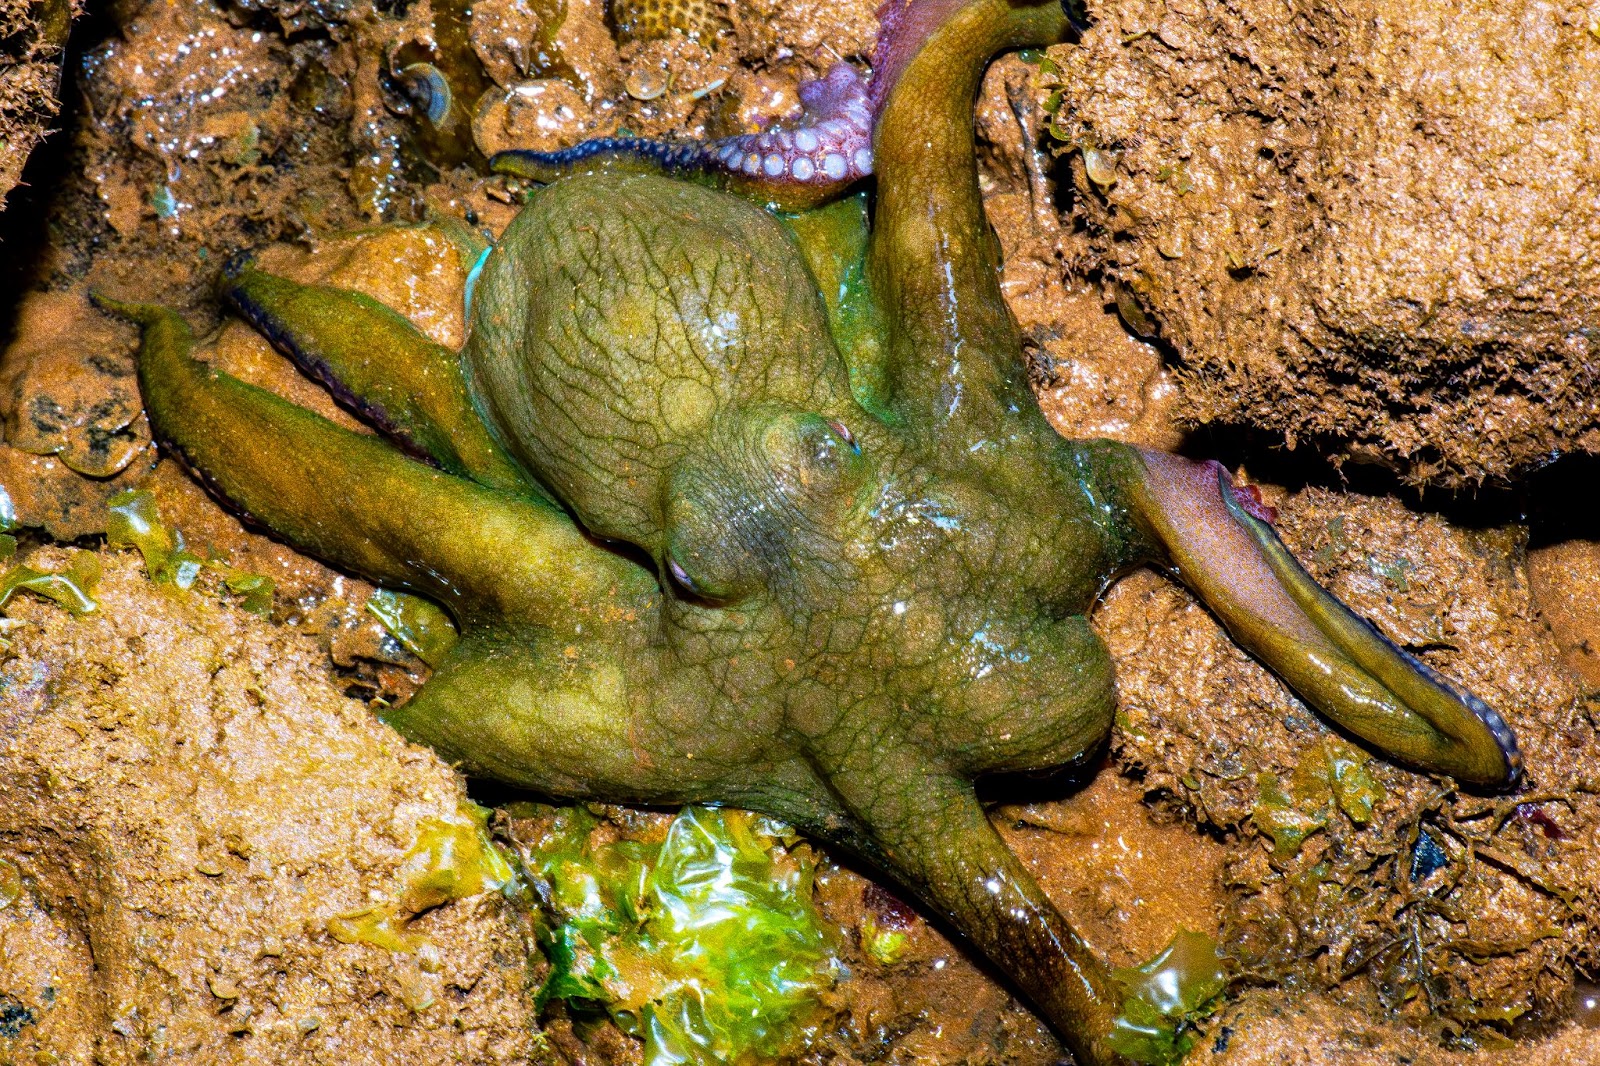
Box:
left=107, top=489, right=203, bottom=589
left=104, top=490, right=276, bottom=614
left=223, top=571, right=275, bottom=616
left=328, top=802, right=514, bottom=953
left=1107, top=929, right=1231, bottom=1065
left=523, top=805, right=838, bottom=1066
left=1252, top=739, right=1387, bottom=858
left=861, top=913, right=909, bottom=966
left=1251, top=772, right=1327, bottom=860
left=396, top=804, right=516, bottom=912
left=1308, top=738, right=1385, bottom=825
left=0, top=485, right=16, bottom=561
left=366, top=588, right=459, bottom=667
left=0, top=859, right=21, bottom=910
left=0, top=552, right=100, bottom=616
left=326, top=905, right=421, bottom=953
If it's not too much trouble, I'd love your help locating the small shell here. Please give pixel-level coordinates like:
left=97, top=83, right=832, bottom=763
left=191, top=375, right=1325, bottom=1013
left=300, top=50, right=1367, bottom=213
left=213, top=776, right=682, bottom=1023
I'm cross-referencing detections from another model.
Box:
left=399, top=63, right=452, bottom=127
left=689, top=76, right=726, bottom=101
left=1082, top=146, right=1118, bottom=188
left=625, top=66, right=669, bottom=101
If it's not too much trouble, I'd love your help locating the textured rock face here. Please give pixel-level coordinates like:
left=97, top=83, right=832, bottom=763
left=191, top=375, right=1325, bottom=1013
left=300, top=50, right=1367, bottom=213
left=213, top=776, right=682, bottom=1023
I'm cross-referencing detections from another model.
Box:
left=1050, top=0, right=1600, bottom=487
left=1099, top=487, right=1600, bottom=1039
left=0, top=554, right=541, bottom=1063
left=0, top=0, right=76, bottom=208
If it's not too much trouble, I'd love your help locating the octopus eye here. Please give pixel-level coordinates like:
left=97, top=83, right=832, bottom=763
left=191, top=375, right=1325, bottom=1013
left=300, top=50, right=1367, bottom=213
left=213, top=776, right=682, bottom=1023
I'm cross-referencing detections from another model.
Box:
left=666, top=556, right=699, bottom=595
left=825, top=419, right=860, bottom=454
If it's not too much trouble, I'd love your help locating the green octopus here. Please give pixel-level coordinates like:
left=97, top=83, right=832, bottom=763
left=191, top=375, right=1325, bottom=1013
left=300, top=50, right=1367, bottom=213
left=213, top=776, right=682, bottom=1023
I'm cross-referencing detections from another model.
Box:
left=98, top=0, right=1519, bottom=1060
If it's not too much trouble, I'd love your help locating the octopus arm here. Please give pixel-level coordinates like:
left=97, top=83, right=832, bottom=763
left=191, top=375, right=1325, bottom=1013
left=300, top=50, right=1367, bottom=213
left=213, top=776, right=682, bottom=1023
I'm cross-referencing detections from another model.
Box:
left=491, top=63, right=874, bottom=211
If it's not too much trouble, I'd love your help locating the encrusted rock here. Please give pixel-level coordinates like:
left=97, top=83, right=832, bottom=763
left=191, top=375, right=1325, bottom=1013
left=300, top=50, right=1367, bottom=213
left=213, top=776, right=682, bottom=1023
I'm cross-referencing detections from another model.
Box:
left=0, top=553, right=541, bottom=1061
left=1050, top=0, right=1600, bottom=486
left=0, top=0, right=77, bottom=207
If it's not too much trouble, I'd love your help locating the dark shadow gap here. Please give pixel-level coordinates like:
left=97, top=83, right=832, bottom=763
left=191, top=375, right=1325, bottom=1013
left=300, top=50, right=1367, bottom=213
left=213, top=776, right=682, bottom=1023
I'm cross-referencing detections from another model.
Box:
left=1178, top=421, right=1582, bottom=537
left=0, top=0, right=121, bottom=348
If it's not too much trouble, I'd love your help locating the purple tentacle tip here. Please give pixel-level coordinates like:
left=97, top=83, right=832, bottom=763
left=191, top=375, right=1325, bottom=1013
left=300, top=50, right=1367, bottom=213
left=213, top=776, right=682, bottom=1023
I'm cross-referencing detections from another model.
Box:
left=490, top=63, right=873, bottom=207
left=706, top=63, right=874, bottom=194
left=871, top=0, right=970, bottom=112
left=494, top=0, right=1062, bottom=205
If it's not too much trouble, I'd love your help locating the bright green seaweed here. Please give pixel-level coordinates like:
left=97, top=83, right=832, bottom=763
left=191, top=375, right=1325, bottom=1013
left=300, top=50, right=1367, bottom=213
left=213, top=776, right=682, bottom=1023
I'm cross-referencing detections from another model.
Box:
left=95, top=0, right=1520, bottom=1060
left=106, top=489, right=275, bottom=614
left=1108, top=930, right=1231, bottom=1065
left=1251, top=738, right=1388, bottom=859
left=0, top=553, right=99, bottom=617
left=108, top=488, right=203, bottom=589
left=525, top=805, right=836, bottom=1064
left=327, top=802, right=515, bottom=953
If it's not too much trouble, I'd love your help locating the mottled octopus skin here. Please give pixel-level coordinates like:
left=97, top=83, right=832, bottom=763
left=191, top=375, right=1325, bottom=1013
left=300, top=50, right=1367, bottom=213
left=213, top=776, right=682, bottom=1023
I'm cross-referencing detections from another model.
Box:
left=98, top=0, right=1519, bottom=1061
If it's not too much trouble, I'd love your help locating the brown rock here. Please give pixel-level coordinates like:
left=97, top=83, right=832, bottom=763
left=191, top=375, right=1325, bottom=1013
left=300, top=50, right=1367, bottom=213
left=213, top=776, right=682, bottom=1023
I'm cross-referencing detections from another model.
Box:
left=977, top=55, right=1183, bottom=450
left=1529, top=539, right=1600, bottom=689
left=1096, top=487, right=1600, bottom=1037
left=0, top=552, right=540, bottom=1062
left=0, top=0, right=78, bottom=208
left=1049, top=0, right=1600, bottom=486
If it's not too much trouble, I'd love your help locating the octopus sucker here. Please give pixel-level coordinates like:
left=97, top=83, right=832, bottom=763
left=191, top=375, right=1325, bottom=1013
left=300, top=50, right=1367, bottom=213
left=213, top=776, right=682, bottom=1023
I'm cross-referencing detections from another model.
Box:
left=490, top=63, right=873, bottom=209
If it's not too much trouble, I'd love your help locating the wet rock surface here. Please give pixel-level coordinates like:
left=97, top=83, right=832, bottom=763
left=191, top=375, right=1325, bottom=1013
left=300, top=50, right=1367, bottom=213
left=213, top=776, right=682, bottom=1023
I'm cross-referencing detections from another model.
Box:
left=0, top=0, right=78, bottom=206
left=1049, top=0, right=1600, bottom=487
left=0, top=554, right=541, bottom=1063
left=2, top=0, right=1600, bottom=1061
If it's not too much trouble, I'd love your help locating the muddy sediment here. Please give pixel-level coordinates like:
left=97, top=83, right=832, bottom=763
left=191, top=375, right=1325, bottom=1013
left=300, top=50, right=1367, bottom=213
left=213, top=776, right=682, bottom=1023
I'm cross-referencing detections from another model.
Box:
left=1, top=0, right=1600, bottom=1062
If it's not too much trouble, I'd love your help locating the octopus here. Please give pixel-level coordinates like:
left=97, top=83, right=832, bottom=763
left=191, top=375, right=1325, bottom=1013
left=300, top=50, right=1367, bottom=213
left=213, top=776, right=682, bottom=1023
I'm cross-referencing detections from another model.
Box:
left=96, top=0, right=1521, bottom=1061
